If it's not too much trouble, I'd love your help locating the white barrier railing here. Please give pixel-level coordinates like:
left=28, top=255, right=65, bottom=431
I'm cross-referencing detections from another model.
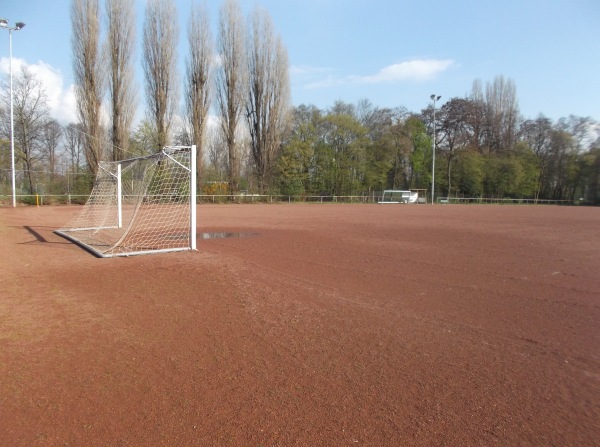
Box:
left=437, top=197, right=573, bottom=205
left=1, top=193, right=577, bottom=206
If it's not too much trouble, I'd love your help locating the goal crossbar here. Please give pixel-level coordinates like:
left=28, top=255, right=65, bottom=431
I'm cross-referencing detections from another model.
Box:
left=55, top=145, right=197, bottom=258
left=379, top=190, right=419, bottom=204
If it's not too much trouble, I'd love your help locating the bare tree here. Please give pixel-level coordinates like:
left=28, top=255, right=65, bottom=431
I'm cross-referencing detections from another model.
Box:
left=355, top=98, right=378, bottom=129
left=245, top=7, right=291, bottom=192
left=64, top=123, right=85, bottom=172
left=206, top=124, right=227, bottom=181
left=467, top=80, right=486, bottom=152
left=216, top=0, right=246, bottom=193
left=485, top=75, right=519, bottom=154
left=520, top=115, right=553, bottom=200
left=106, top=0, right=137, bottom=161
left=172, top=116, right=192, bottom=146
left=40, top=118, right=63, bottom=178
left=185, top=1, right=213, bottom=185
left=438, top=98, right=471, bottom=196
left=521, top=115, right=553, bottom=158
left=557, top=115, right=597, bottom=153
left=142, top=0, right=179, bottom=150
left=0, top=67, right=51, bottom=193
left=72, top=0, right=105, bottom=174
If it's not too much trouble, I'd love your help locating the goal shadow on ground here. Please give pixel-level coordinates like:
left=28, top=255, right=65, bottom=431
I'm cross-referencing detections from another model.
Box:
left=19, top=226, right=70, bottom=245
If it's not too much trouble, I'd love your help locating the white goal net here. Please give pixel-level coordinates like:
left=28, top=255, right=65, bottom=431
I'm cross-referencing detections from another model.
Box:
left=56, top=146, right=197, bottom=257
left=379, top=190, right=418, bottom=204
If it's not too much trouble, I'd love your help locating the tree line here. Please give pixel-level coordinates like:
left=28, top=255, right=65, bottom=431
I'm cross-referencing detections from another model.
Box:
left=0, top=0, right=599, bottom=204
left=276, top=80, right=599, bottom=204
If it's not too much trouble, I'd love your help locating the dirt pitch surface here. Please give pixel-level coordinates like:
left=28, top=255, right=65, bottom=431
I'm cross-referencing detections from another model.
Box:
left=1, top=204, right=599, bottom=446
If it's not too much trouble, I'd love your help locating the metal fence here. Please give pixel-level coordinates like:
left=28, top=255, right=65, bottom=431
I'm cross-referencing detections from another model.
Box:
left=436, top=196, right=573, bottom=205
left=0, top=194, right=88, bottom=206
left=197, top=194, right=380, bottom=204
left=0, top=193, right=578, bottom=206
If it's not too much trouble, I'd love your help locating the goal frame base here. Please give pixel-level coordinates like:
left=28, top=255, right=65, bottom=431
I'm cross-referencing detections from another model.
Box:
left=54, top=229, right=196, bottom=258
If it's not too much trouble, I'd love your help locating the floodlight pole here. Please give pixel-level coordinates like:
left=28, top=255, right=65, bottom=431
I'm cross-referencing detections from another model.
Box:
left=0, top=19, right=25, bottom=208
left=430, top=94, right=441, bottom=204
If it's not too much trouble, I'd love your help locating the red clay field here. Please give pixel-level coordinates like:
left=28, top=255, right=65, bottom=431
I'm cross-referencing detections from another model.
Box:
left=1, top=204, right=599, bottom=446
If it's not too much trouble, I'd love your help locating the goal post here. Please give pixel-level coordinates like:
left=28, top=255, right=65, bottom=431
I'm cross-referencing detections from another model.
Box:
left=379, top=190, right=419, bottom=204
left=55, top=145, right=197, bottom=258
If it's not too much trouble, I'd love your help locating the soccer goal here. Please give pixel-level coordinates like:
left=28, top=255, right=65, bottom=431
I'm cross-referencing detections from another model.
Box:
left=379, top=190, right=418, bottom=204
left=55, top=146, right=197, bottom=258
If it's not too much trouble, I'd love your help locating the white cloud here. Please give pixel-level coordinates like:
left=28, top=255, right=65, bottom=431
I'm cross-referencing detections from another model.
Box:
left=0, top=57, right=77, bottom=124
left=354, top=59, right=454, bottom=83
left=305, top=58, right=454, bottom=89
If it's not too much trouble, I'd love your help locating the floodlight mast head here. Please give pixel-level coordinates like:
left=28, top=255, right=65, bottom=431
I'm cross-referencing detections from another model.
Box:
left=0, top=19, right=26, bottom=30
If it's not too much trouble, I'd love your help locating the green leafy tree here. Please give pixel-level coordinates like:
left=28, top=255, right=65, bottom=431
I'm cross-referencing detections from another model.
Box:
left=483, top=151, right=539, bottom=199
left=363, top=113, right=429, bottom=192
left=483, top=156, right=520, bottom=198
left=319, top=113, right=368, bottom=195
left=512, top=142, right=540, bottom=198
left=361, top=106, right=397, bottom=192
left=0, top=139, right=10, bottom=194
left=455, top=150, right=484, bottom=197
left=544, top=130, right=575, bottom=199
left=275, top=136, right=313, bottom=195
left=520, top=115, right=552, bottom=200
left=364, top=136, right=394, bottom=192
left=405, top=117, right=431, bottom=190
left=581, top=147, right=600, bottom=204
left=129, top=119, right=159, bottom=157
left=275, top=105, right=322, bottom=194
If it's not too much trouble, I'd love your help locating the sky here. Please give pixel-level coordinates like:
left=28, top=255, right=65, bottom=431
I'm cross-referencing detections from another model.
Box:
left=1, top=0, right=599, bottom=125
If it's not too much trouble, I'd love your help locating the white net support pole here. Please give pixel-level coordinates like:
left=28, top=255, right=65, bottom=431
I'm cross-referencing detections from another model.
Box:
left=190, top=144, right=197, bottom=250
left=117, top=162, right=122, bottom=229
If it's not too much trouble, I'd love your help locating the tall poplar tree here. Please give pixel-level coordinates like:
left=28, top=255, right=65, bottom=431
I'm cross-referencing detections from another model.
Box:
left=246, top=7, right=291, bottom=192
left=216, top=0, right=246, bottom=193
left=186, top=2, right=212, bottom=184
left=142, top=0, right=179, bottom=150
left=106, top=0, right=137, bottom=160
left=72, top=0, right=104, bottom=174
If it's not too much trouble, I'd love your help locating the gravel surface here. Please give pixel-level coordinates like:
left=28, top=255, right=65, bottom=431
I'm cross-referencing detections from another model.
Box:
left=1, top=204, right=599, bottom=446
